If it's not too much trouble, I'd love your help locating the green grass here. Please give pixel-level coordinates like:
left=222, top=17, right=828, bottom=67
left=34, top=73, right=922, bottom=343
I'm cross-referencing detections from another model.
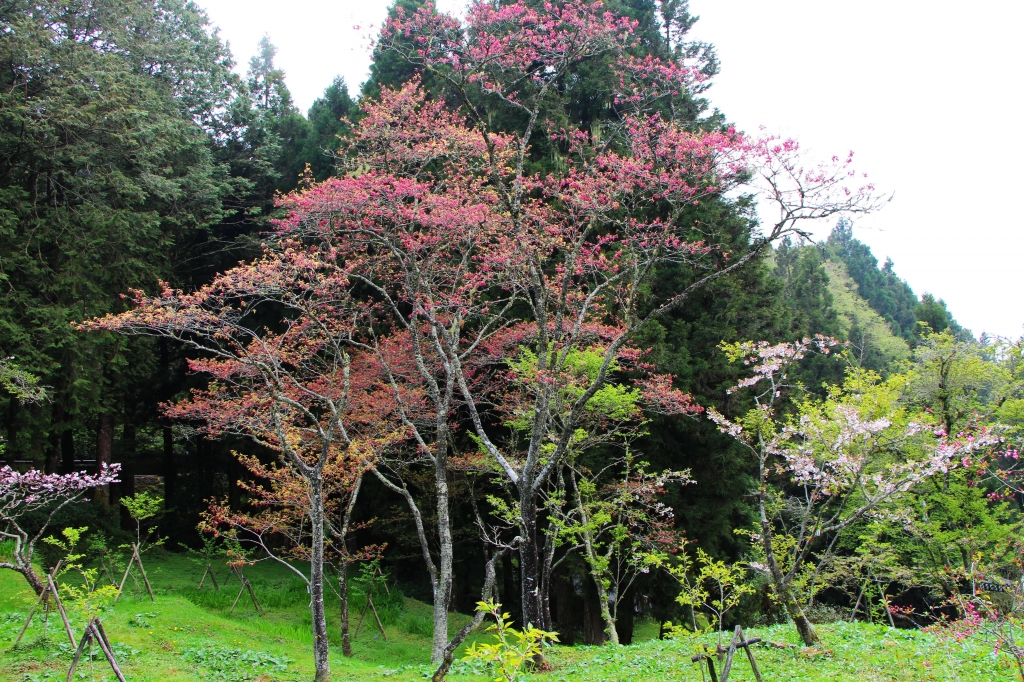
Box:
left=0, top=553, right=1016, bottom=681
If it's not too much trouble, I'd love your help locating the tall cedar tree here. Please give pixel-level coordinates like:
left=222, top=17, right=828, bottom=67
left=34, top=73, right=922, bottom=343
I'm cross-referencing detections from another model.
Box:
left=0, top=0, right=240, bottom=486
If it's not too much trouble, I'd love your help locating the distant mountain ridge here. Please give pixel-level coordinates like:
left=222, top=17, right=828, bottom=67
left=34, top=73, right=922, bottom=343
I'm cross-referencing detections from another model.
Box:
left=825, top=219, right=969, bottom=343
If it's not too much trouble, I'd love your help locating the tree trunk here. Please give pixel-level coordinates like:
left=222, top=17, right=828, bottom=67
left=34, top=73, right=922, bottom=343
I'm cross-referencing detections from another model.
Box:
left=309, top=476, right=331, bottom=681
left=431, top=547, right=508, bottom=682
left=94, top=413, right=113, bottom=509
left=17, top=562, right=44, bottom=596
left=502, top=551, right=519, bottom=627
left=582, top=576, right=608, bottom=645
left=60, top=429, right=75, bottom=474
left=432, top=459, right=453, bottom=664
left=760, top=494, right=819, bottom=646
left=576, top=488, right=617, bottom=645
left=519, top=489, right=542, bottom=629
left=593, top=576, right=619, bottom=645
left=336, top=472, right=363, bottom=659
left=45, top=405, right=64, bottom=474
left=340, top=561, right=352, bottom=657
left=615, top=585, right=635, bottom=645
left=780, top=586, right=818, bottom=646
left=162, top=425, right=175, bottom=507
left=119, top=460, right=135, bottom=531
left=555, top=573, right=577, bottom=646
left=6, top=395, right=19, bottom=462
left=540, top=523, right=556, bottom=631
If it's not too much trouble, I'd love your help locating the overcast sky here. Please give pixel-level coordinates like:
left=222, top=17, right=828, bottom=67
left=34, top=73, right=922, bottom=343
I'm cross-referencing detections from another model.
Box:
left=195, top=0, right=1024, bottom=339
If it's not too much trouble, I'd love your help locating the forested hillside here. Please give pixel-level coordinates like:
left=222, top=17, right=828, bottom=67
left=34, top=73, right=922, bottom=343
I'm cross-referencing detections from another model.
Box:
left=2, top=2, right=1021, bottom=681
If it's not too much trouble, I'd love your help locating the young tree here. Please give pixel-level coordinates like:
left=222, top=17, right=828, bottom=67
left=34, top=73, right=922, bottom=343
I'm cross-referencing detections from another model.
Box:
left=556, top=452, right=690, bottom=643
left=708, top=339, right=995, bottom=645
left=0, top=465, right=120, bottom=594
left=200, top=449, right=379, bottom=658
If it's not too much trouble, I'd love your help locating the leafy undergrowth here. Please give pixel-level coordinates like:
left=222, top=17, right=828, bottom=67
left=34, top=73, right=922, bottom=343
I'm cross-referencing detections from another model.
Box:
left=0, top=554, right=1015, bottom=681
left=529, top=622, right=1016, bottom=682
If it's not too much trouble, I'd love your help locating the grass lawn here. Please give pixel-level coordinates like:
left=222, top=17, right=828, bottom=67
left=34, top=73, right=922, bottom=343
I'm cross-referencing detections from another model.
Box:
left=0, top=553, right=1016, bottom=681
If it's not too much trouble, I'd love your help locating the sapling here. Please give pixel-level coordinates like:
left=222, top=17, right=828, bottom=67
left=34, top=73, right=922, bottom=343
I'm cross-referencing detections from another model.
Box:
left=463, top=600, right=559, bottom=682
left=46, top=526, right=120, bottom=621
left=188, top=531, right=223, bottom=590
left=116, top=491, right=164, bottom=601
left=670, top=546, right=755, bottom=651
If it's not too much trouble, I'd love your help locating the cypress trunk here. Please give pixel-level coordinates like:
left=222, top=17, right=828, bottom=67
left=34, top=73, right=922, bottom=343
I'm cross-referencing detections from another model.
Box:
left=94, top=413, right=113, bottom=509
left=162, top=425, right=175, bottom=507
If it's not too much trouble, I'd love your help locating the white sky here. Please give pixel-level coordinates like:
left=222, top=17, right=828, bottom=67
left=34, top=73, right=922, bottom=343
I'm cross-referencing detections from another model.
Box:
left=195, top=0, right=1024, bottom=338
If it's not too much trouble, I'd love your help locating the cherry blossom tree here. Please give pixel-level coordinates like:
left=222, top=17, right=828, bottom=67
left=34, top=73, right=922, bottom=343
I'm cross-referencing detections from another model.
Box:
left=358, top=0, right=885, bottom=632
left=85, top=252, right=395, bottom=682
left=708, top=339, right=997, bottom=645
left=0, top=464, right=119, bottom=594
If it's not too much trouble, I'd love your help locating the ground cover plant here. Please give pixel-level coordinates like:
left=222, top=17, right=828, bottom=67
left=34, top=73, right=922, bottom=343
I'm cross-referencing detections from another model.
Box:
left=0, top=555, right=1018, bottom=681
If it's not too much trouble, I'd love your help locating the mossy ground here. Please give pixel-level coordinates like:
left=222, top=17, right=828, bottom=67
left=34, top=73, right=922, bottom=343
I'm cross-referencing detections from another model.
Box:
left=0, top=554, right=1015, bottom=681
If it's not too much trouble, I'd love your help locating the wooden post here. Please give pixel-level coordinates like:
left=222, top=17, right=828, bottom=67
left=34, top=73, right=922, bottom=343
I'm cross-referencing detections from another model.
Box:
left=66, top=621, right=93, bottom=681
left=368, top=594, right=389, bottom=641
left=744, top=633, right=764, bottom=682
left=353, top=596, right=370, bottom=639
left=134, top=544, right=155, bottom=601
left=198, top=563, right=219, bottom=590
left=115, top=548, right=133, bottom=601
left=66, top=618, right=125, bottom=682
left=228, top=565, right=264, bottom=616
left=14, top=587, right=48, bottom=646
left=47, top=574, right=76, bottom=648
left=15, top=569, right=74, bottom=648
left=90, top=619, right=127, bottom=682
left=114, top=543, right=155, bottom=603
left=691, top=625, right=762, bottom=682
left=719, top=627, right=741, bottom=681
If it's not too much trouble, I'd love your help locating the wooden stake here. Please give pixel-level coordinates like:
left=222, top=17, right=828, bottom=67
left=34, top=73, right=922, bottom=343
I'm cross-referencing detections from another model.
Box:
left=228, top=566, right=264, bottom=616
left=66, top=621, right=92, bottom=681
left=14, top=586, right=48, bottom=646
left=15, top=570, right=75, bottom=648
left=691, top=625, right=762, bottom=682
left=115, top=548, right=133, bottom=601
left=90, top=619, right=126, bottom=682
left=197, top=563, right=219, bottom=590
left=66, top=618, right=125, bottom=682
left=134, top=544, right=155, bottom=601
left=353, top=598, right=370, bottom=639
left=744, top=633, right=764, bottom=682
left=719, top=627, right=741, bottom=681
left=47, top=574, right=75, bottom=648
left=114, top=543, right=154, bottom=603
left=368, top=594, right=389, bottom=642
